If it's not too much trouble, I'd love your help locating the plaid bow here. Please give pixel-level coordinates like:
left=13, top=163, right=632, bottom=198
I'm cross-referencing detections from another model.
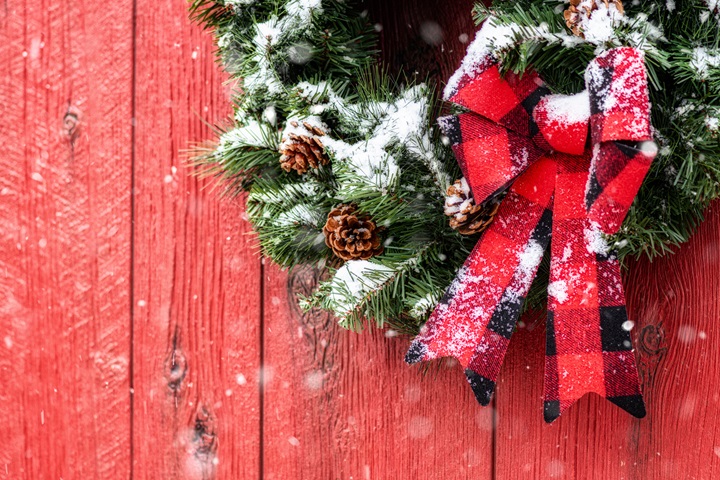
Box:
left=406, top=47, right=656, bottom=422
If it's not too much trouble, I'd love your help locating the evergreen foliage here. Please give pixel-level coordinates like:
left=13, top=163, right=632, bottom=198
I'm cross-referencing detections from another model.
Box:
left=192, top=0, right=720, bottom=333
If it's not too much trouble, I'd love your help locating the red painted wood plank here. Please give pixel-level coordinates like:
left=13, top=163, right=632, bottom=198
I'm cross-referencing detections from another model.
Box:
left=0, top=0, right=134, bottom=478
left=259, top=2, right=494, bottom=478
left=495, top=204, right=720, bottom=479
left=131, top=0, right=262, bottom=478
left=262, top=266, right=494, bottom=480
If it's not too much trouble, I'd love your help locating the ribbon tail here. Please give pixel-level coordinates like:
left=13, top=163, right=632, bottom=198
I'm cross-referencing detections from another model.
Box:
left=543, top=155, right=645, bottom=423
left=406, top=158, right=556, bottom=406
left=464, top=200, right=552, bottom=405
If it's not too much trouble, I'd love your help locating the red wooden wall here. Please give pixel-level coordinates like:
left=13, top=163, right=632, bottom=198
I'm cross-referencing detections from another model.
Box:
left=0, top=0, right=718, bottom=478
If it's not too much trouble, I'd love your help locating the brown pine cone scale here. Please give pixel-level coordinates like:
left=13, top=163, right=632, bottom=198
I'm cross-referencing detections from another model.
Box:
left=323, top=204, right=384, bottom=261
left=564, top=0, right=624, bottom=38
left=280, top=121, right=329, bottom=175
left=445, top=178, right=500, bottom=236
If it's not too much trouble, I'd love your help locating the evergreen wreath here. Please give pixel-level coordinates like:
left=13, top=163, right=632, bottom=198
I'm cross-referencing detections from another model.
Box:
left=191, top=0, right=720, bottom=334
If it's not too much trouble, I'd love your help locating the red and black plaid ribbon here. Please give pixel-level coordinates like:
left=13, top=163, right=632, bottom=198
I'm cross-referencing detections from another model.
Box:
left=406, top=47, right=655, bottom=422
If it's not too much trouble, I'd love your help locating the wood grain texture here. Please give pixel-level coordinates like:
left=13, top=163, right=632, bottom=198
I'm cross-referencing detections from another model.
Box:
left=623, top=203, right=720, bottom=480
left=495, top=204, right=720, bottom=480
left=262, top=266, right=494, bottom=480
left=131, top=1, right=261, bottom=478
left=0, top=0, right=133, bottom=478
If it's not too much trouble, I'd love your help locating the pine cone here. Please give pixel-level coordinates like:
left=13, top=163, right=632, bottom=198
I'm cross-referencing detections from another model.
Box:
left=280, top=121, right=329, bottom=174
left=444, top=178, right=500, bottom=236
left=323, top=204, right=384, bottom=261
left=564, top=0, right=624, bottom=38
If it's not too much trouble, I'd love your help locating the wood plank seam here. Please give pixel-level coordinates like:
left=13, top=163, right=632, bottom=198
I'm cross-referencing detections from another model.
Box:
left=129, top=0, right=138, bottom=477
left=260, top=259, right=265, bottom=480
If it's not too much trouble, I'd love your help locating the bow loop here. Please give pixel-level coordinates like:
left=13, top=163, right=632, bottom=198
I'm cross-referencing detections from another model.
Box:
left=440, top=60, right=553, bottom=207
left=586, top=47, right=652, bottom=144
left=584, top=47, right=656, bottom=234
left=533, top=92, right=590, bottom=156
left=448, top=60, right=549, bottom=140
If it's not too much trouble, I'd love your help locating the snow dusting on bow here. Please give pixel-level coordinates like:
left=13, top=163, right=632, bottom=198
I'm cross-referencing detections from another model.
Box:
left=540, top=91, right=591, bottom=126
left=585, top=48, right=651, bottom=139
left=547, top=280, right=569, bottom=304
left=515, top=239, right=545, bottom=289
left=413, top=205, right=548, bottom=363
left=584, top=222, right=610, bottom=256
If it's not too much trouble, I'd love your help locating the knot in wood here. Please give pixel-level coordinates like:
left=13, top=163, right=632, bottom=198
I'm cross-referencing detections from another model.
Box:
left=164, top=349, right=188, bottom=392
left=287, top=266, right=332, bottom=330
left=639, top=323, right=668, bottom=357
left=193, top=405, right=218, bottom=460
left=62, top=106, right=81, bottom=140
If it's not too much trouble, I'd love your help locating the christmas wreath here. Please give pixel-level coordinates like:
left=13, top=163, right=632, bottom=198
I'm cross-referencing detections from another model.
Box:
left=192, top=0, right=720, bottom=419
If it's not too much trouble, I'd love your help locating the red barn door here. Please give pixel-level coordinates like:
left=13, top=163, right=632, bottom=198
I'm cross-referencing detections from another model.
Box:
left=1, top=0, right=718, bottom=478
